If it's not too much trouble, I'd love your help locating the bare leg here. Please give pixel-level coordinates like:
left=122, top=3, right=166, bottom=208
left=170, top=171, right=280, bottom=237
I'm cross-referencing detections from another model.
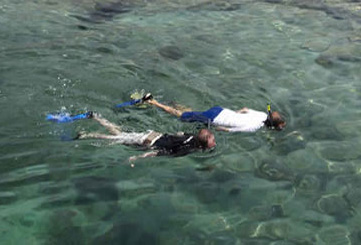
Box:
left=92, top=114, right=122, bottom=135
left=77, top=132, right=121, bottom=140
left=147, top=99, right=191, bottom=117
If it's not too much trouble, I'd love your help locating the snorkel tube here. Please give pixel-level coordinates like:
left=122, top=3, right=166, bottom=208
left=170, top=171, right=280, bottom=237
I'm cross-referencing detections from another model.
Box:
left=265, top=103, right=274, bottom=129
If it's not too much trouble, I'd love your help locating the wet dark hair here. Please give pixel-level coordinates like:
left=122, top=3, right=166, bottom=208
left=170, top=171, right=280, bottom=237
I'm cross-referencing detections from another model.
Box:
left=264, top=111, right=286, bottom=130
left=196, top=129, right=214, bottom=149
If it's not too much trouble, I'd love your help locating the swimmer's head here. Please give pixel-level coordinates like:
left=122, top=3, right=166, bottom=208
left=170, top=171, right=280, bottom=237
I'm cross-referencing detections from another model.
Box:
left=197, top=129, right=216, bottom=149
left=265, top=111, right=286, bottom=130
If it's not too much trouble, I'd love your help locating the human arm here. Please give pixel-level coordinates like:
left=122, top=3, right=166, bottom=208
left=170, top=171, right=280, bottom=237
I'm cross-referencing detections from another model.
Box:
left=216, top=126, right=231, bottom=132
left=216, top=126, right=258, bottom=132
left=128, top=151, right=159, bottom=167
left=236, top=107, right=249, bottom=113
left=146, top=99, right=184, bottom=118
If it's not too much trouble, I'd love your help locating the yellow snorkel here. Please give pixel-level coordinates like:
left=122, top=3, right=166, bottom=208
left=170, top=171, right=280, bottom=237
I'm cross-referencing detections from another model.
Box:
left=266, top=103, right=274, bottom=129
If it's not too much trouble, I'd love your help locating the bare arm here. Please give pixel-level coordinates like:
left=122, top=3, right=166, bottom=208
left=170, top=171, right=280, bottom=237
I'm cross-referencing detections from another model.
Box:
left=147, top=99, right=184, bottom=117
left=128, top=151, right=159, bottom=167
left=215, top=126, right=231, bottom=132
left=236, top=107, right=249, bottom=113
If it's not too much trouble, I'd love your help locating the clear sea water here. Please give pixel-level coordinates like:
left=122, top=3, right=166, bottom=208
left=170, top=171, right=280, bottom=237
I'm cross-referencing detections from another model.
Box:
left=1, top=0, right=361, bottom=244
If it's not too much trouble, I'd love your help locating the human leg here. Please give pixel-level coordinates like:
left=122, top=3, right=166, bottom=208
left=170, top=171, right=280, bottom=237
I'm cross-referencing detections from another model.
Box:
left=77, top=130, right=158, bottom=146
left=92, top=113, right=122, bottom=135
left=76, top=132, right=121, bottom=140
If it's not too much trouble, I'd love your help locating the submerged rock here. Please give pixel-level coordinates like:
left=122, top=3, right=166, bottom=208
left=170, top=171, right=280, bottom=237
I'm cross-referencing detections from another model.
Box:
left=72, top=1, right=132, bottom=23
left=301, top=38, right=330, bottom=53
left=301, top=210, right=334, bottom=228
left=198, top=231, right=238, bottom=245
left=0, top=191, right=17, bottom=205
left=295, top=174, right=327, bottom=194
left=208, top=168, right=238, bottom=183
left=260, top=0, right=356, bottom=21
left=236, top=221, right=260, bottom=238
left=348, top=35, right=361, bottom=43
left=193, top=181, right=220, bottom=204
left=237, top=219, right=314, bottom=243
left=265, top=0, right=284, bottom=3
left=349, top=229, right=361, bottom=245
left=315, top=55, right=334, bottom=68
left=291, top=0, right=348, bottom=20
left=91, top=221, right=157, bottom=245
left=314, top=141, right=361, bottom=162
left=46, top=209, right=85, bottom=245
left=136, top=193, right=175, bottom=219
left=248, top=204, right=285, bottom=221
left=271, top=134, right=306, bottom=155
left=158, top=45, right=184, bottom=60
left=186, top=1, right=242, bottom=12
left=318, top=225, right=351, bottom=245
left=115, top=179, right=156, bottom=198
left=91, top=2, right=132, bottom=21
left=255, top=160, right=294, bottom=182
left=183, top=213, right=234, bottom=235
left=326, top=161, right=357, bottom=175
left=316, top=194, right=351, bottom=222
left=176, top=229, right=237, bottom=245
left=73, top=176, right=118, bottom=205
left=344, top=187, right=361, bottom=208
left=316, top=43, right=361, bottom=67
left=77, top=25, right=89, bottom=31
left=286, top=148, right=328, bottom=173
left=308, top=125, right=344, bottom=141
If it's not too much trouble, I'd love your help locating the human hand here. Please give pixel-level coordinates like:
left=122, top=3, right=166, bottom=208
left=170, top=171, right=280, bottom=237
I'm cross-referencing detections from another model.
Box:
left=237, top=107, right=249, bottom=113
left=216, top=126, right=230, bottom=132
left=142, top=93, right=153, bottom=103
left=145, top=99, right=156, bottom=105
left=129, top=156, right=137, bottom=168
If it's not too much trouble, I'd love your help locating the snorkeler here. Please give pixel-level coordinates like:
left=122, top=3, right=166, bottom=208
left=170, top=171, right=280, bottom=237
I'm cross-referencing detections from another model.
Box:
left=142, top=93, right=286, bottom=132
left=75, top=112, right=216, bottom=164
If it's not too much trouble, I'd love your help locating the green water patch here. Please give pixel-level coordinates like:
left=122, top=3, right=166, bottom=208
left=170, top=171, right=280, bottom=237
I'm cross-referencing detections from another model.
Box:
left=1, top=0, right=361, bottom=244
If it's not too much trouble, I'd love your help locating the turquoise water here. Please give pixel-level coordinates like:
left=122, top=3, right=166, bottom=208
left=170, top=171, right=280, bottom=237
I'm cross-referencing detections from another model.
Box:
left=1, top=0, right=361, bottom=244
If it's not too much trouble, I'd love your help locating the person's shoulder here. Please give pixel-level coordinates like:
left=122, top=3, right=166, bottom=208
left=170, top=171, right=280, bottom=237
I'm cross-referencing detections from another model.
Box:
left=219, top=107, right=235, bottom=113
left=248, top=109, right=267, bottom=115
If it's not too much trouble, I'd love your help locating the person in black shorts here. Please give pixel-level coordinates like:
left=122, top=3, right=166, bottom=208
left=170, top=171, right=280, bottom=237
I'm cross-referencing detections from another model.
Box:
left=76, top=112, right=216, bottom=166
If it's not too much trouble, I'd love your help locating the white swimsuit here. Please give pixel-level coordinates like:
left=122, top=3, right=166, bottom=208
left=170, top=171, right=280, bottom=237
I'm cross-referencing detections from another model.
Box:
left=213, top=108, right=268, bottom=132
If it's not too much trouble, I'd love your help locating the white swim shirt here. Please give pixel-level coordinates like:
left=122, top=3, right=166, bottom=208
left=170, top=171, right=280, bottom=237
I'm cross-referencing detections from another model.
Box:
left=213, top=108, right=268, bottom=132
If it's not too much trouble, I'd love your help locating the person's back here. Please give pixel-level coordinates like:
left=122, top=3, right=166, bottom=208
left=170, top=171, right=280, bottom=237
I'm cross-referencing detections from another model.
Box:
left=152, top=133, right=199, bottom=157
left=152, top=129, right=216, bottom=157
left=211, top=108, right=267, bottom=132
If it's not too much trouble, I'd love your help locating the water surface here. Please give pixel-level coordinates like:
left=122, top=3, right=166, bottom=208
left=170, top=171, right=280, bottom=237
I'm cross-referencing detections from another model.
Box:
left=1, top=0, right=361, bottom=244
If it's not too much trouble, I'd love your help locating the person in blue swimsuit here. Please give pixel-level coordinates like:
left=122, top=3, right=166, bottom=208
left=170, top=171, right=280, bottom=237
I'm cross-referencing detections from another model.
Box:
left=143, top=94, right=286, bottom=132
